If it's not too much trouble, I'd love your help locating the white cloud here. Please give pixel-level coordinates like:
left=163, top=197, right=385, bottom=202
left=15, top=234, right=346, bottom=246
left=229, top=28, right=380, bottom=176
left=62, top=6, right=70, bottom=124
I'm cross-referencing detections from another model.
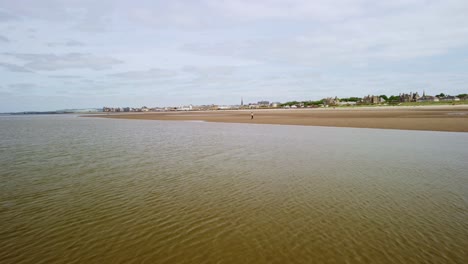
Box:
left=47, top=40, right=85, bottom=47
left=8, top=82, right=37, bottom=90
left=3, top=52, right=123, bottom=71
left=48, top=74, right=82, bottom=79
left=0, top=0, right=467, bottom=111
left=181, top=0, right=468, bottom=66
left=109, top=68, right=177, bottom=80
left=0, top=10, right=18, bottom=21
left=0, top=62, right=32, bottom=72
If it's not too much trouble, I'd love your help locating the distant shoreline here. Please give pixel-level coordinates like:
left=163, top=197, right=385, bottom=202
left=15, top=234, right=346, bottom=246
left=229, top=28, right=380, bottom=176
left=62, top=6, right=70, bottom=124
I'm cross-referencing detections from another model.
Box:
left=84, top=105, right=468, bottom=132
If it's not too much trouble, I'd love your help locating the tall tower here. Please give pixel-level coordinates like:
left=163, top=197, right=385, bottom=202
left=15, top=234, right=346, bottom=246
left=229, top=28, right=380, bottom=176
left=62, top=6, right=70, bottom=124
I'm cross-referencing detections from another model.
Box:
left=241, top=97, right=243, bottom=106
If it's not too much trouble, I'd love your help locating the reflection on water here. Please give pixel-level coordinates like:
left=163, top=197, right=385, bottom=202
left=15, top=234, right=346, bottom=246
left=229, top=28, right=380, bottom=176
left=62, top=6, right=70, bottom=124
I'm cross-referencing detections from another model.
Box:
left=1, top=115, right=467, bottom=263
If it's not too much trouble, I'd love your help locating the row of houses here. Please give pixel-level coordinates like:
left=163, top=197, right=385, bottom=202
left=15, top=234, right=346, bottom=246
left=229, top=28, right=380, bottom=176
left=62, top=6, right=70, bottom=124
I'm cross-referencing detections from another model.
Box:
left=103, top=105, right=195, bottom=112
left=103, top=93, right=465, bottom=112
left=103, top=106, right=152, bottom=112
left=397, top=91, right=462, bottom=103
left=323, top=92, right=463, bottom=106
left=322, top=96, right=380, bottom=106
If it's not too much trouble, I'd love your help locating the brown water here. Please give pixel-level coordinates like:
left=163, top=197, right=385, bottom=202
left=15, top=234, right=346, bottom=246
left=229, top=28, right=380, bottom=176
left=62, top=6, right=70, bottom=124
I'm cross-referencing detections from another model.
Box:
left=1, top=115, right=467, bottom=263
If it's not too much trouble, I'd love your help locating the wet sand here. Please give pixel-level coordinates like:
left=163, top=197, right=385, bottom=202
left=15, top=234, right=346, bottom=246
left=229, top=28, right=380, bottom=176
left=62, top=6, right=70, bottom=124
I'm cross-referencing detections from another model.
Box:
left=88, top=106, right=468, bottom=132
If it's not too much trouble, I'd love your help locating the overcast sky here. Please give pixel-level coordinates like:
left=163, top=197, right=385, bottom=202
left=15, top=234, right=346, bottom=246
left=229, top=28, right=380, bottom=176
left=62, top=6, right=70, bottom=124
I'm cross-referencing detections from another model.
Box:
left=1, top=0, right=467, bottom=111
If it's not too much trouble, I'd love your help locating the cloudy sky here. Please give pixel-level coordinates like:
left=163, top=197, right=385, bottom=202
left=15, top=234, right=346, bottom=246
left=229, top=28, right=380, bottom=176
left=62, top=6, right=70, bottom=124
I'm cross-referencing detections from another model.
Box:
left=1, top=0, right=467, bottom=111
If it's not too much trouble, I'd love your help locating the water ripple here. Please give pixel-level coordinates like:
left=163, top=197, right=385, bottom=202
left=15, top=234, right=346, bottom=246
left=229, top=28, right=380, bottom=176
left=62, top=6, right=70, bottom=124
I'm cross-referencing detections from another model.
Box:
left=0, top=115, right=467, bottom=263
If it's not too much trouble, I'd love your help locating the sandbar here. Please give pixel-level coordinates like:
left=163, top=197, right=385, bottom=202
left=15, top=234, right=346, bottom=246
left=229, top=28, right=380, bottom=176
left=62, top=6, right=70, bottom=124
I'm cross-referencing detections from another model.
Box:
left=86, top=105, right=468, bottom=132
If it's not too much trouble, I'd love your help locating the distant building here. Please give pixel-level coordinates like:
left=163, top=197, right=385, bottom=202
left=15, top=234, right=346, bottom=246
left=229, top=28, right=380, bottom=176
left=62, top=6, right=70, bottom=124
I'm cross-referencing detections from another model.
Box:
left=439, top=96, right=460, bottom=101
left=323, top=97, right=340, bottom=106
left=417, top=95, right=439, bottom=102
left=258, top=101, right=270, bottom=106
left=338, top=101, right=357, bottom=106
left=177, top=105, right=193, bottom=111
left=270, top=102, right=281, bottom=108
left=399, top=92, right=420, bottom=102
left=217, top=105, right=231, bottom=110
left=361, top=95, right=381, bottom=104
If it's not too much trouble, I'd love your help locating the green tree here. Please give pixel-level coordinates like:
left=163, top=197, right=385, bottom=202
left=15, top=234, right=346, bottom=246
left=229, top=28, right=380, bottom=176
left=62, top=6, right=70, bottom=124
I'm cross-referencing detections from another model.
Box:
left=281, top=101, right=299, bottom=107
left=340, top=97, right=360, bottom=102
left=379, top=95, right=388, bottom=101
left=312, top=99, right=324, bottom=105
left=436, top=93, right=445, bottom=98
left=387, top=95, right=400, bottom=104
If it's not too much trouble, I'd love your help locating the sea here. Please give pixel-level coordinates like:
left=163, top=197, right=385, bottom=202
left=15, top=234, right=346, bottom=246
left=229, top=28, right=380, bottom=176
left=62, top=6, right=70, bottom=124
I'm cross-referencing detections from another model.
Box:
left=1, top=114, right=467, bottom=263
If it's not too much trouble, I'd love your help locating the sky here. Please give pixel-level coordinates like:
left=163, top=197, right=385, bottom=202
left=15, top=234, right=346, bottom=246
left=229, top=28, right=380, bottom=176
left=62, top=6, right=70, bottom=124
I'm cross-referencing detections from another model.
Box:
left=0, top=0, right=467, bottom=112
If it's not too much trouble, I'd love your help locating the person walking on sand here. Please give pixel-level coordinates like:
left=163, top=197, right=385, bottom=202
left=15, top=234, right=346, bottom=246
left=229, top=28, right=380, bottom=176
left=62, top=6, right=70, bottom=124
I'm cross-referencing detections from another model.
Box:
left=250, top=111, right=254, bottom=120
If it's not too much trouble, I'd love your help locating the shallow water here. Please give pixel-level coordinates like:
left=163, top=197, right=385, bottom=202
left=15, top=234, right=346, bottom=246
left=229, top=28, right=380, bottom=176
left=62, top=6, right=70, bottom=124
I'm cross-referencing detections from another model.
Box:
left=1, top=115, right=467, bottom=263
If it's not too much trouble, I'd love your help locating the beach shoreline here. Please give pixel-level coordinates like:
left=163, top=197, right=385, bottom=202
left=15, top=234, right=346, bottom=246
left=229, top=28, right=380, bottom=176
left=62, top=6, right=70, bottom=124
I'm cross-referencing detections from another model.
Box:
left=85, top=105, right=468, bottom=132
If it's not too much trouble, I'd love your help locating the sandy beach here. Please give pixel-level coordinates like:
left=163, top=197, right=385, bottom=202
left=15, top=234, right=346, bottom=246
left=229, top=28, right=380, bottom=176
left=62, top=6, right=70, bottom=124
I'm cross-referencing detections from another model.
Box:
left=88, top=105, right=468, bottom=132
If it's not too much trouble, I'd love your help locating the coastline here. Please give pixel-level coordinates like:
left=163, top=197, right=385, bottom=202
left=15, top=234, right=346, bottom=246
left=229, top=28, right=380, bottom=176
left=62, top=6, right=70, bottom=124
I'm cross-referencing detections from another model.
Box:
left=85, top=105, right=468, bottom=132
